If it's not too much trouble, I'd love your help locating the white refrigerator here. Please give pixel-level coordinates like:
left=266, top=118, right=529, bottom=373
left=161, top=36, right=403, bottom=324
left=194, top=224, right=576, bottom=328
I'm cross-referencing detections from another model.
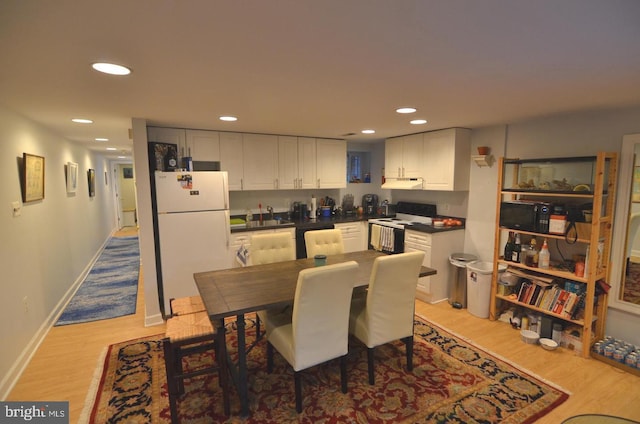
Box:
left=154, top=171, right=230, bottom=314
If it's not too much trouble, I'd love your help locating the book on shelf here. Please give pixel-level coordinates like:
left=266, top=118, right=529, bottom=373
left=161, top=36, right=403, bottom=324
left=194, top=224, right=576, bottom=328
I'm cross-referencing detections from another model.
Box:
left=552, top=290, right=571, bottom=315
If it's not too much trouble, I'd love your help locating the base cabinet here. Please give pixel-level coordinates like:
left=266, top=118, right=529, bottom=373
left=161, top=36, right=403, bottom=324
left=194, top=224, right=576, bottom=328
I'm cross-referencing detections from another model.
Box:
left=335, top=222, right=367, bottom=253
left=405, top=229, right=465, bottom=304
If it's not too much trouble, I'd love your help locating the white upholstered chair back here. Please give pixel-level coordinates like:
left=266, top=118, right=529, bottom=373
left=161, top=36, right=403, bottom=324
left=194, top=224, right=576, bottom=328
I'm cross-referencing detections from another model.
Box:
left=251, top=232, right=296, bottom=265
left=350, top=251, right=425, bottom=348
left=304, top=228, right=344, bottom=258
left=269, top=261, right=358, bottom=371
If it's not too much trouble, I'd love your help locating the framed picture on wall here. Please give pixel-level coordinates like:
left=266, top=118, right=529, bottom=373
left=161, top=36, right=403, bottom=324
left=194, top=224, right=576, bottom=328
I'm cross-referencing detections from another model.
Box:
left=633, top=166, right=640, bottom=203
left=22, top=153, right=45, bottom=202
left=66, top=162, right=78, bottom=194
left=123, top=167, right=133, bottom=179
left=87, top=169, right=96, bottom=197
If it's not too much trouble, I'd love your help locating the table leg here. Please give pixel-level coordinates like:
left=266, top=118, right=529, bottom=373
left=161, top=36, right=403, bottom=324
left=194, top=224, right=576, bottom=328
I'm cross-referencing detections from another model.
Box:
left=236, top=313, right=249, bottom=416
left=214, top=318, right=230, bottom=416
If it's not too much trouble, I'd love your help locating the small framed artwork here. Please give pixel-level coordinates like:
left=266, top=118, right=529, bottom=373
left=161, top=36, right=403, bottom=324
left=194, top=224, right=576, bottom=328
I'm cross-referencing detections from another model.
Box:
left=633, top=166, right=640, bottom=203
left=87, top=169, right=96, bottom=197
left=123, top=167, right=133, bottom=179
left=22, top=153, right=45, bottom=202
left=66, top=162, right=78, bottom=194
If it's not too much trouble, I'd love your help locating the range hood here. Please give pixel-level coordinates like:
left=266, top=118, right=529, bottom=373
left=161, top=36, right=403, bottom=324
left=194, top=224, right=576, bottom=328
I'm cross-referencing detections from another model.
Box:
left=381, top=177, right=424, bottom=190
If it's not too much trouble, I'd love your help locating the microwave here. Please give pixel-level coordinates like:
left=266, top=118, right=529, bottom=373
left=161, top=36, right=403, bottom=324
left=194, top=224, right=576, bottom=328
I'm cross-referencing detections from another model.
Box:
left=499, top=201, right=551, bottom=233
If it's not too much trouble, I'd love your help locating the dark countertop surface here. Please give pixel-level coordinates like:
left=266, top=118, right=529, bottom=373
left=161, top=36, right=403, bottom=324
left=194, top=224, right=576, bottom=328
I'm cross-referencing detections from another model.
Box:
left=231, top=214, right=465, bottom=234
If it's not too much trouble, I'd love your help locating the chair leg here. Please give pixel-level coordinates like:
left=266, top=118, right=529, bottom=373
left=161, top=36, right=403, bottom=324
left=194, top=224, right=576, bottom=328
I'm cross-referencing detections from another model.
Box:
left=403, top=335, right=414, bottom=371
left=267, top=342, right=274, bottom=373
left=340, top=355, right=348, bottom=393
left=367, top=347, right=375, bottom=385
left=294, top=371, right=303, bottom=413
left=162, top=339, right=180, bottom=423
left=256, top=314, right=262, bottom=339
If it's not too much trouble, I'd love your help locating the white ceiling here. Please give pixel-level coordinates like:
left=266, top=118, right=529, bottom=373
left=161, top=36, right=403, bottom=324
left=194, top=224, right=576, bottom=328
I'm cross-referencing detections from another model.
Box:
left=1, top=1, right=640, bottom=159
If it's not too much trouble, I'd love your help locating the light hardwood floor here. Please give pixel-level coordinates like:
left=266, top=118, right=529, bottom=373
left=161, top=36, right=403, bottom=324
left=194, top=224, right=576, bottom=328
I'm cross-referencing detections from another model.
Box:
left=7, top=230, right=640, bottom=422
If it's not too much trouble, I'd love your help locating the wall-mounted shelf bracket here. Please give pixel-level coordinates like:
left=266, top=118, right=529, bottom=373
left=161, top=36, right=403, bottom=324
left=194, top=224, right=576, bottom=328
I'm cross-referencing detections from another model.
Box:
left=472, top=154, right=494, bottom=167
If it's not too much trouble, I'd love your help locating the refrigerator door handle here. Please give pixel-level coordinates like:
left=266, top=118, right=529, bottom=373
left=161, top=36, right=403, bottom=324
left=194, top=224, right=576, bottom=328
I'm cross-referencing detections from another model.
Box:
left=224, top=210, right=230, bottom=247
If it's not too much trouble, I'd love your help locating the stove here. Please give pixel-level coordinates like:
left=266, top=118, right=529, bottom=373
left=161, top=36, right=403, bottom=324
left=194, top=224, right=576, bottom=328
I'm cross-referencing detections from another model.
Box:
left=367, top=202, right=437, bottom=253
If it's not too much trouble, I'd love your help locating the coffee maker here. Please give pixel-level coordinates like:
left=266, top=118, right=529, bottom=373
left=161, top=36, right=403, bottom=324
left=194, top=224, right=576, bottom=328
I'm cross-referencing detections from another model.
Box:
left=362, top=194, right=379, bottom=215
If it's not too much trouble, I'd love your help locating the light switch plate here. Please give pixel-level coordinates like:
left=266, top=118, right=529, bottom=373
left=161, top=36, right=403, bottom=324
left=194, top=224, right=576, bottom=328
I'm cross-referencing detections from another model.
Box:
left=12, top=201, right=21, bottom=217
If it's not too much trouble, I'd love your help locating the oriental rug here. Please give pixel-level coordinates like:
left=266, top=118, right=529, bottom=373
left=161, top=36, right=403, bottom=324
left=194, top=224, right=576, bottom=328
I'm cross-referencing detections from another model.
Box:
left=56, top=236, right=139, bottom=326
left=84, top=314, right=568, bottom=423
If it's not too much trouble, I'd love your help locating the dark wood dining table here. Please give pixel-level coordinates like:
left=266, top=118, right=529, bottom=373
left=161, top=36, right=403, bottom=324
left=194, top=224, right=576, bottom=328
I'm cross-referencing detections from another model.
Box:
left=194, top=249, right=437, bottom=416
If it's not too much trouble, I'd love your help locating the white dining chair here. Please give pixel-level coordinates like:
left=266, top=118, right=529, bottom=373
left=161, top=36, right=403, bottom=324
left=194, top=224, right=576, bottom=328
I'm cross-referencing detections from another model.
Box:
left=264, top=261, right=359, bottom=413
left=348, top=251, right=425, bottom=385
left=304, top=228, right=344, bottom=258
left=250, top=232, right=296, bottom=338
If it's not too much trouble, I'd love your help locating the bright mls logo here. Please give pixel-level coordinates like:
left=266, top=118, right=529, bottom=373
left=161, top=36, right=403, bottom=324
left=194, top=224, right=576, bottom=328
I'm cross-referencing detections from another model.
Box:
left=1, top=402, right=68, bottom=423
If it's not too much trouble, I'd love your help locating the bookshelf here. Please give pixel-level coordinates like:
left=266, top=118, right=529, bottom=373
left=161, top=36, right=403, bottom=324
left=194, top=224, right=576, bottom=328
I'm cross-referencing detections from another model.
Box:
left=489, top=153, right=618, bottom=358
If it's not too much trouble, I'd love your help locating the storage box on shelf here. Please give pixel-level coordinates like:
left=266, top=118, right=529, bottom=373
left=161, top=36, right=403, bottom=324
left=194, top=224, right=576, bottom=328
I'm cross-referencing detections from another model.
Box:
left=489, top=153, right=618, bottom=358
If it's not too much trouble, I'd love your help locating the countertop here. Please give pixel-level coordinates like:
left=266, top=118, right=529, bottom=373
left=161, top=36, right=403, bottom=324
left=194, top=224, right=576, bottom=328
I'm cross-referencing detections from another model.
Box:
left=231, top=214, right=465, bottom=234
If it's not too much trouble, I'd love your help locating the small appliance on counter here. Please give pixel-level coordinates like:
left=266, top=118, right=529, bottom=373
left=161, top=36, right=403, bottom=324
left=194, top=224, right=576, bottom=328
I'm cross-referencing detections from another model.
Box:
left=380, top=200, right=397, bottom=217
left=342, top=194, right=355, bottom=215
left=291, top=202, right=308, bottom=219
left=362, top=194, right=379, bottom=215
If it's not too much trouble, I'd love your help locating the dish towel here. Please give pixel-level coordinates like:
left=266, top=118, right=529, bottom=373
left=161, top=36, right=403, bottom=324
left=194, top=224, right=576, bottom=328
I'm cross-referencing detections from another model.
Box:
left=236, top=244, right=249, bottom=267
left=381, top=227, right=395, bottom=252
left=371, top=224, right=382, bottom=251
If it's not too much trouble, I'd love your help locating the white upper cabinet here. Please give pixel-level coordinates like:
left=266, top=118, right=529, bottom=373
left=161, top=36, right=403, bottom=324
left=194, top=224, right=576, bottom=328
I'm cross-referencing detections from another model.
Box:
left=316, top=139, right=346, bottom=188
left=277, top=136, right=318, bottom=189
left=422, top=128, right=471, bottom=191
left=185, top=130, right=220, bottom=161
left=242, top=133, right=279, bottom=190
left=385, top=133, right=424, bottom=178
left=219, top=132, right=244, bottom=191
left=147, top=127, right=186, bottom=149
left=298, top=137, right=318, bottom=189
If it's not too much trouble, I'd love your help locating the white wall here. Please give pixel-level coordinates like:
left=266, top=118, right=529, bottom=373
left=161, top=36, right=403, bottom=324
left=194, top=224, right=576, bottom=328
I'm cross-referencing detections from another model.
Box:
left=0, top=105, right=117, bottom=398
left=464, top=106, right=640, bottom=345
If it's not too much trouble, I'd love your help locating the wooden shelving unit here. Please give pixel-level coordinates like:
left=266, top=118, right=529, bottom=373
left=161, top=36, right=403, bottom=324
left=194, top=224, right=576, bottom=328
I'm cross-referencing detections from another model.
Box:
left=489, top=152, right=618, bottom=358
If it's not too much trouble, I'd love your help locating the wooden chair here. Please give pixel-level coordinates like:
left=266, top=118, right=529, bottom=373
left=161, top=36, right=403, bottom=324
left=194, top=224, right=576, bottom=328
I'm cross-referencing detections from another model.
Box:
left=348, top=251, right=425, bottom=384
left=169, top=296, right=206, bottom=316
left=304, top=228, right=344, bottom=258
left=264, top=261, right=359, bottom=413
left=250, top=232, right=296, bottom=338
left=163, top=311, right=230, bottom=421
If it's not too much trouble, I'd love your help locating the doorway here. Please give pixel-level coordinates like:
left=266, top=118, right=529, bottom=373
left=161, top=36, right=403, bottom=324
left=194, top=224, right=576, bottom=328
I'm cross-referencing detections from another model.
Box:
left=113, top=163, right=137, bottom=228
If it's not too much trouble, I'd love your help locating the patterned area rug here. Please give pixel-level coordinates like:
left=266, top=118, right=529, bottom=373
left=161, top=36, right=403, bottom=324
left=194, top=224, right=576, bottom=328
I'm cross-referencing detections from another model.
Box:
left=56, top=236, right=140, bottom=326
left=623, top=261, right=640, bottom=305
left=85, top=314, right=567, bottom=423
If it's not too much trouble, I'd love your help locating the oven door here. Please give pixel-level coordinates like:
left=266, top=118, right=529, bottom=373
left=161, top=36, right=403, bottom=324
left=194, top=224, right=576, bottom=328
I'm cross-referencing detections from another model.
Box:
left=368, top=223, right=404, bottom=254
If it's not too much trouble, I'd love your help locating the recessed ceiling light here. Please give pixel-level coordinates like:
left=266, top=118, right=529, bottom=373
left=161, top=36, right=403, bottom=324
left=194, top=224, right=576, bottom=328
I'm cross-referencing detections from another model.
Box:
left=95, top=138, right=109, bottom=142
left=361, top=129, right=376, bottom=134
left=106, top=147, right=117, bottom=151
left=92, top=62, right=132, bottom=76
left=396, top=107, right=417, bottom=114
left=219, top=116, right=238, bottom=122
left=72, top=118, right=93, bottom=124
left=117, top=156, right=127, bottom=159
left=410, top=119, right=428, bottom=125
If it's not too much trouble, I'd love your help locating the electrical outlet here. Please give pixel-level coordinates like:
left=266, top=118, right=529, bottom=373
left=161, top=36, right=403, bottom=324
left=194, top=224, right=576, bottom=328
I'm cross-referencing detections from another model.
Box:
left=22, top=296, right=28, bottom=313
left=442, top=203, right=450, bottom=212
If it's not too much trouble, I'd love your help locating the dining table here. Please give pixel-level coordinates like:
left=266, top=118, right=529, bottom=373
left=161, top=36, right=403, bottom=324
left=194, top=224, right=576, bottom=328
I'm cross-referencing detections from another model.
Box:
left=194, top=249, right=437, bottom=416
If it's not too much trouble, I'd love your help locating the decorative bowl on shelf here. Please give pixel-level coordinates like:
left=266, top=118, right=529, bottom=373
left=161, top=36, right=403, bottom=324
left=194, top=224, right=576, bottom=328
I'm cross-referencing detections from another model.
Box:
left=520, top=330, right=540, bottom=345
left=539, top=338, right=559, bottom=351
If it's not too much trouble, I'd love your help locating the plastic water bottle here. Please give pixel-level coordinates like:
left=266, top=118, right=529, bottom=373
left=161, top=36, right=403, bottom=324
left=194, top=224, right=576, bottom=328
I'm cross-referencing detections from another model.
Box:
left=539, top=239, right=550, bottom=269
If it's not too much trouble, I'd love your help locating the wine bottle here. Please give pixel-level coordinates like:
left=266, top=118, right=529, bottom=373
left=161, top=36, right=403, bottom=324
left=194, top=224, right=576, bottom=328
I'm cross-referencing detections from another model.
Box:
left=504, top=231, right=514, bottom=262
left=512, top=233, right=522, bottom=262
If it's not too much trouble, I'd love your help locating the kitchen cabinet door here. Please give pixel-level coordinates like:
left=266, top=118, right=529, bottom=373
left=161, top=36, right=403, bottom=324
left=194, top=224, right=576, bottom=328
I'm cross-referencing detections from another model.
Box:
left=219, top=132, right=244, bottom=191
left=335, top=222, right=365, bottom=253
left=185, top=129, right=220, bottom=161
left=385, top=134, right=423, bottom=178
left=243, top=134, right=279, bottom=190
left=147, top=127, right=187, bottom=159
left=423, top=128, right=471, bottom=191
left=316, top=139, right=346, bottom=188
left=278, top=136, right=299, bottom=190
left=298, top=137, right=317, bottom=189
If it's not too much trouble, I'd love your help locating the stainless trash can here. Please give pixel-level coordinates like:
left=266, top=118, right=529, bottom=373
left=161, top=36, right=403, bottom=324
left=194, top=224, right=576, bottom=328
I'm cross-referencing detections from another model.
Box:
left=448, top=253, right=477, bottom=308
